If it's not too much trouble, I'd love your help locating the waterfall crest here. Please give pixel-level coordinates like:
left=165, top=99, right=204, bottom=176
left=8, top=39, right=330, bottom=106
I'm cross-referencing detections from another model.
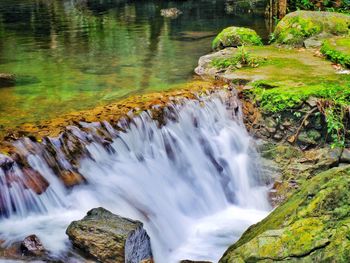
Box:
left=0, top=92, right=270, bottom=262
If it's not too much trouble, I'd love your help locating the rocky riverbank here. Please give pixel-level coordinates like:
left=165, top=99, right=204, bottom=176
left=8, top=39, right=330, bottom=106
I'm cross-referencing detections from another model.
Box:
left=195, top=10, right=350, bottom=262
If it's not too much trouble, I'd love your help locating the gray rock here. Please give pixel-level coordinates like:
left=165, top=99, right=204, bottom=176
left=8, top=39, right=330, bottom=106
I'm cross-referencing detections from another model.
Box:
left=297, top=129, right=321, bottom=146
left=303, top=33, right=333, bottom=49
left=0, top=73, right=15, bottom=87
left=66, top=207, right=152, bottom=263
left=340, top=148, right=350, bottom=163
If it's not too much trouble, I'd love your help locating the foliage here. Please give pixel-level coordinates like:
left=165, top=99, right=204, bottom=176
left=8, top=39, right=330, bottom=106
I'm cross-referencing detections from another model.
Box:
left=288, top=0, right=350, bottom=13
left=212, top=26, right=263, bottom=50
left=247, top=81, right=350, bottom=147
left=321, top=38, right=350, bottom=68
left=211, top=46, right=266, bottom=69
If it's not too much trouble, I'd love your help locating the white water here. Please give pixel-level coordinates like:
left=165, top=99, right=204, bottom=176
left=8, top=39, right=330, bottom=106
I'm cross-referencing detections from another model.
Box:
left=0, top=95, right=270, bottom=262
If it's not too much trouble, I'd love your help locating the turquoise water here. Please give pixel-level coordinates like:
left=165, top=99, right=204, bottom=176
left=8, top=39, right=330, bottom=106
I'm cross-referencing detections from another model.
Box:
left=0, top=0, right=269, bottom=128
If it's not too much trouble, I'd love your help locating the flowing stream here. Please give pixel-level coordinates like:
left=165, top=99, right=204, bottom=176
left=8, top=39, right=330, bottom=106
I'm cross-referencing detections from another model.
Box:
left=0, top=92, right=271, bottom=262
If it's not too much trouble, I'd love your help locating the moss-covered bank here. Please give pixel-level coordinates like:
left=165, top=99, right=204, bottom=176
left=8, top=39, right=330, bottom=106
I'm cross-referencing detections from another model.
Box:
left=220, top=166, right=350, bottom=262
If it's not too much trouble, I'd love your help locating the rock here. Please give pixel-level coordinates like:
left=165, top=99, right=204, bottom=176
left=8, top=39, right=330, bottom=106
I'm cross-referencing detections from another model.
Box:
left=180, top=260, right=213, bottom=263
left=59, top=170, right=85, bottom=188
left=160, top=8, right=182, bottom=18
left=297, top=129, right=321, bottom=147
left=0, top=73, right=15, bottom=88
left=20, top=235, right=45, bottom=257
left=66, top=207, right=152, bottom=263
left=273, top=11, right=350, bottom=46
left=22, top=168, right=49, bottom=195
left=220, top=166, right=350, bottom=262
left=195, top=48, right=237, bottom=77
left=212, top=26, right=263, bottom=50
left=341, top=148, right=350, bottom=163
left=303, top=33, right=333, bottom=49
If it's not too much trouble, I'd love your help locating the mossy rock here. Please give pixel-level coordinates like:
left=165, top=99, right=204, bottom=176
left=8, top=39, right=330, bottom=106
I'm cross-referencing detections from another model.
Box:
left=220, top=166, right=350, bottom=262
left=66, top=207, right=153, bottom=263
left=273, top=11, right=350, bottom=46
left=212, top=26, right=263, bottom=50
left=321, top=36, right=350, bottom=68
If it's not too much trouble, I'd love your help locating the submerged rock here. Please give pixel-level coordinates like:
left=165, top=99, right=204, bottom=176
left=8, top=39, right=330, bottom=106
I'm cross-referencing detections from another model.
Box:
left=212, top=26, right=262, bottom=50
left=220, top=166, right=350, bottom=262
left=20, top=235, right=45, bottom=257
left=66, top=207, right=152, bottom=263
left=0, top=73, right=15, bottom=88
left=273, top=11, right=350, bottom=46
left=160, top=8, right=182, bottom=18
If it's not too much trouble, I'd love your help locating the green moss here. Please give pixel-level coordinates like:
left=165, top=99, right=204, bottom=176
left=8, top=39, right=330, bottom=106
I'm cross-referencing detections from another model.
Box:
left=273, top=11, right=350, bottom=45
left=212, top=26, right=263, bottom=50
left=220, top=166, right=350, bottom=262
left=211, top=46, right=266, bottom=69
left=209, top=44, right=350, bottom=147
left=321, top=37, right=350, bottom=68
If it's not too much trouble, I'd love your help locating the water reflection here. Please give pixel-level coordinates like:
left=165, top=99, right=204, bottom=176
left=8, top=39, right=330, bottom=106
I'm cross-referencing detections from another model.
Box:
left=0, top=0, right=269, bottom=128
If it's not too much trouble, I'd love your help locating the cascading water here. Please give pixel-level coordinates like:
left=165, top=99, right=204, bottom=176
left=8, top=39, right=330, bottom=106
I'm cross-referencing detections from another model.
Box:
left=0, top=91, right=271, bottom=262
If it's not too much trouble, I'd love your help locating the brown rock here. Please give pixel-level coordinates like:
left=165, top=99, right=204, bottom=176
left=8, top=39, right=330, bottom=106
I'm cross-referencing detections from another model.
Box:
left=20, top=235, right=45, bottom=256
left=22, top=168, right=49, bottom=195
left=60, top=170, right=85, bottom=187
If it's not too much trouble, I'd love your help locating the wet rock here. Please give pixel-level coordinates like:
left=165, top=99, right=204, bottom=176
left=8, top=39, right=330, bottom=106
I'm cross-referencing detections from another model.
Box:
left=66, top=207, right=152, bottom=263
left=22, top=168, right=49, bottom=195
left=212, top=26, right=262, bottom=50
left=160, top=8, right=182, bottom=18
left=0, top=73, right=15, bottom=88
left=59, top=170, right=85, bottom=188
left=20, top=235, right=45, bottom=257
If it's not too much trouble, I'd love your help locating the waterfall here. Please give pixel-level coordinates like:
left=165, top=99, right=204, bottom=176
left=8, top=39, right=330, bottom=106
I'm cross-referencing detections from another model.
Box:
left=0, top=92, right=270, bottom=262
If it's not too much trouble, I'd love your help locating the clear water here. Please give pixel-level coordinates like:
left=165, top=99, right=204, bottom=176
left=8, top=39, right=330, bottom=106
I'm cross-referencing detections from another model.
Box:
left=0, top=94, right=270, bottom=262
left=0, top=0, right=269, bottom=128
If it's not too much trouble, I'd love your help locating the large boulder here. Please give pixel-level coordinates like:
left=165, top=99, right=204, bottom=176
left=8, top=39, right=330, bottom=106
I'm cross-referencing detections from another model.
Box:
left=220, top=166, right=350, bottom=262
left=273, top=11, right=350, bottom=46
left=0, top=73, right=15, bottom=88
left=66, top=207, right=153, bottom=263
left=212, top=26, right=263, bottom=50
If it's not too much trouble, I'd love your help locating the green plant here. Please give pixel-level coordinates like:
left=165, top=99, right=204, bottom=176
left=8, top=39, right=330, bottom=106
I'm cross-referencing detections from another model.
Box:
left=212, top=46, right=266, bottom=69
left=324, top=106, right=346, bottom=148
left=321, top=39, right=350, bottom=68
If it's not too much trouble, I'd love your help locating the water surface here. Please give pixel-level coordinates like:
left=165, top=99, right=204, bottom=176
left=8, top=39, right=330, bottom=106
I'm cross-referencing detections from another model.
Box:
left=0, top=0, right=268, bottom=128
